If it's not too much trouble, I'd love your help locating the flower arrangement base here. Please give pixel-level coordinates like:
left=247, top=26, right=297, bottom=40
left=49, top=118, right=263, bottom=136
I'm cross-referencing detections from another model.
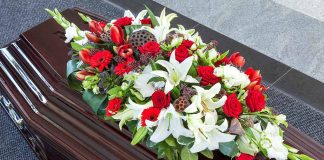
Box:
left=0, top=8, right=323, bottom=160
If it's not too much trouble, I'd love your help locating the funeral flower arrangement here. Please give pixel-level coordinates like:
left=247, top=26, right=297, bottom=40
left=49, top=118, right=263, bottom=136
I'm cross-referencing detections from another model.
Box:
left=46, top=8, right=313, bottom=160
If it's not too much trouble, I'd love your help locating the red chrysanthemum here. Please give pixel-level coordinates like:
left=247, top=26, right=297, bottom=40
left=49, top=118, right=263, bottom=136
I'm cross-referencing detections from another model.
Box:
left=141, top=107, right=161, bottom=126
left=90, top=50, right=113, bottom=72
left=113, top=17, right=133, bottom=27
left=114, top=62, right=133, bottom=76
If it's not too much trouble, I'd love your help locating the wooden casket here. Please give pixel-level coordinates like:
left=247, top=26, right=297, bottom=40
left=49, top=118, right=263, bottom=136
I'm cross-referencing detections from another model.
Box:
left=0, top=8, right=323, bottom=160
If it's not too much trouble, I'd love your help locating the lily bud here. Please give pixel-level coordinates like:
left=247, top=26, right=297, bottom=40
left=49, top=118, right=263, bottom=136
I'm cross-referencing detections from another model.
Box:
left=75, top=70, right=95, bottom=81
left=79, top=49, right=92, bottom=65
left=110, top=25, right=124, bottom=46
left=89, top=20, right=105, bottom=36
left=85, top=32, right=101, bottom=43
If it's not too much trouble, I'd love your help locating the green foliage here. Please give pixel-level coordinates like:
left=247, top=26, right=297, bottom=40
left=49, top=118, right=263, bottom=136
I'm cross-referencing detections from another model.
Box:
left=219, top=141, right=240, bottom=158
left=131, top=127, right=148, bottom=145
left=200, top=149, right=214, bottom=159
left=71, top=42, right=83, bottom=51
left=177, top=136, right=194, bottom=146
left=82, top=90, right=107, bottom=114
left=144, top=5, right=159, bottom=26
left=124, top=25, right=145, bottom=35
left=45, top=8, right=71, bottom=29
left=78, top=12, right=92, bottom=23
left=66, top=59, right=82, bottom=90
left=181, top=146, right=198, bottom=160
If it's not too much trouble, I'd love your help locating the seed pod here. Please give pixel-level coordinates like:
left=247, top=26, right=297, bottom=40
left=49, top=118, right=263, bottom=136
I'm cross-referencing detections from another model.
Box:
left=129, top=30, right=156, bottom=50
left=173, top=96, right=190, bottom=112
left=100, top=31, right=111, bottom=42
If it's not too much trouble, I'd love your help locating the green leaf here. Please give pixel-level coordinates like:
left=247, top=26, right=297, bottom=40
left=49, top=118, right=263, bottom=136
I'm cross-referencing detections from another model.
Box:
left=218, top=50, right=229, bottom=60
left=108, top=86, right=122, bottom=97
left=297, top=154, right=314, bottom=160
left=219, top=141, right=239, bottom=158
left=124, top=25, right=144, bottom=35
left=146, top=138, right=157, bottom=148
left=78, top=12, right=92, bottom=23
left=67, top=73, right=82, bottom=91
left=71, top=42, right=82, bottom=51
left=200, top=149, right=214, bottom=159
left=66, top=59, right=80, bottom=78
left=165, top=136, right=177, bottom=147
left=45, top=8, right=56, bottom=17
left=147, top=77, right=165, bottom=84
left=125, top=120, right=138, bottom=133
left=181, top=146, right=198, bottom=160
left=131, top=127, right=148, bottom=145
left=187, top=64, right=197, bottom=77
left=144, top=5, right=159, bottom=26
left=82, top=90, right=107, bottom=114
left=177, top=136, right=194, bottom=145
left=66, top=59, right=82, bottom=90
left=171, top=87, right=181, bottom=99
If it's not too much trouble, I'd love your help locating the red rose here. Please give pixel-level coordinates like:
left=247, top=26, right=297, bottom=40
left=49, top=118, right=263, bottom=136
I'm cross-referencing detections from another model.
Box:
left=139, top=41, right=161, bottom=56
left=175, top=45, right=190, bottom=62
left=197, top=66, right=221, bottom=86
left=180, top=40, right=194, bottom=48
left=105, top=98, right=123, bottom=116
left=79, top=48, right=92, bottom=65
left=151, top=90, right=171, bottom=109
left=141, top=107, right=161, bottom=126
left=117, top=44, right=133, bottom=58
left=140, top=18, right=152, bottom=26
left=75, top=70, right=95, bottom=81
left=236, top=153, right=255, bottom=160
left=110, top=25, right=124, bottom=46
left=90, top=50, right=113, bottom=72
left=114, top=61, right=132, bottom=76
left=223, top=93, right=242, bottom=118
left=246, top=89, right=266, bottom=112
left=229, top=52, right=245, bottom=68
left=89, top=20, right=105, bottom=36
left=113, top=17, right=133, bottom=27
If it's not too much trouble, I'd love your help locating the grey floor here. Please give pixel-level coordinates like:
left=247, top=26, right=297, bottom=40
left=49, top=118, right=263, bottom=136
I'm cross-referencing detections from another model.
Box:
left=0, top=0, right=323, bottom=159
left=154, top=0, right=324, bottom=83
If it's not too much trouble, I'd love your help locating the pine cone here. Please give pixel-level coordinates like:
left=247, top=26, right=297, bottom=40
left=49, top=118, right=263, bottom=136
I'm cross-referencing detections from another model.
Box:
left=173, top=96, right=190, bottom=112
left=129, top=30, right=156, bottom=50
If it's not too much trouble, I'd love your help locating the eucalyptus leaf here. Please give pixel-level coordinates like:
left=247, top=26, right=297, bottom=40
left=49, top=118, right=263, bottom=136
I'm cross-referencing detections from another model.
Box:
left=177, top=136, right=194, bottom=145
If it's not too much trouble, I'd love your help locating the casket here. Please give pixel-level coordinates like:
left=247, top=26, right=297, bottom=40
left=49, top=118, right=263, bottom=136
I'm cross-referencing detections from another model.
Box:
left=0, top=7, right=323, bottom=160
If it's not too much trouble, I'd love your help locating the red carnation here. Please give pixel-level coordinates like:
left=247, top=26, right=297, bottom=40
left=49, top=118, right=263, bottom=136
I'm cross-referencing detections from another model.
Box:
left=175, top=45, right=190, bottom=62
left=117, top=44, right=133, bottom=58
left=141, top=107, right=161, bottom=126
left=197, top=66, right=221, bottom=86
left=114, top=61, right=132, bottom=76
left=105, top=98, right=123, bottom=117
left=236, top=153, right=255, bottom=160
left=229, top=52, right=245, bottom=68
left=113, top=17, right=133, bottom=27
left=223, top=93, right=242, bottom=118
left=139, top=41, right=161, bottom=56
left=152, top=90, right=171, bottom=109
left=90, top=50, right=113, bottom=72
left=246, top=89, right=266, bottom=112
left=140, top=18, right=152, bottom=26
left=180, top=40, right=194, bottom=49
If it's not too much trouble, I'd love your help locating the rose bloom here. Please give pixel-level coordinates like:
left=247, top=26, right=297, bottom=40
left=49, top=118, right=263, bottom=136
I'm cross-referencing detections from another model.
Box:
left=90, top=50, right=113, bottom=72
left=229, top=52, right=245, bottom=68
left=113, top=16, right=133, bottom=27
left=117, top=44, right=133, bottom=58
left=197, top=66, right=221, bottom=86
left=223, top=93, right=242, bottom=118
left=141, top=107, right=161, bottom=126
left=175, top=45, right=190, bottom=62
left=246, top=89, right=266, bottom=112
left=140, top=18, right=152, bottom=26
left=180, top=40, right=194, bottom=49
left=139, top=41, right=161, bottom=56
left=114, top=61, right=133, bottom=76
left=105, top=98, right=123, bottom=117
left=236, top=153, right=255, bottom=160
left=151, top=90, right=171, bottom=109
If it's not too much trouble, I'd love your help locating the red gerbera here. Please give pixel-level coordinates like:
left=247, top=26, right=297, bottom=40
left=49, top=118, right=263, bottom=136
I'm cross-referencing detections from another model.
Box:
left=141, top=107, right=161, bottom=126
left=113, top=17, right=133, bottom=27
left=114, top=61, right=132, bottom=76
left=90, top=50, right=113, bottom=72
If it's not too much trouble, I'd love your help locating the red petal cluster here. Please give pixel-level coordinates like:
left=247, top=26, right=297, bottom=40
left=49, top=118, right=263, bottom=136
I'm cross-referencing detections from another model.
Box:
left=236, top=153, right=255, bottom=160
left=105, top=98, right=123, bottom=116
left=197, top=66, right=220, bottom=86
left=90, top=50, right=113, bottom=72
left=246, top=89, right=266, bottom=112
left=223, top=93, right=242, bottom=118
left=152, top=90, right=171, bottom=109
left=139, top=41, right=161, bottom=56
left=229, top=52, right=245, bottom=68
left=141, top=107, right=161, bottom=126
left=245, top=67, right=268, bottom=92
left=175, top=45, right=190, bottom=62
left=113, top=17, right=133, bottom=27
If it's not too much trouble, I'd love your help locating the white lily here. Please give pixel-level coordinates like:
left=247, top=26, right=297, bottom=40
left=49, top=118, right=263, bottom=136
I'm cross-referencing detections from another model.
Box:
left=151, top=51, right=198, bottom=93
left=185, top=83, right=227, bottom=113
left=134, top=65, right=159, bottom=97
left=140, top=8, right=177, bottom=42
left=123, top=10, right=148, bottom=25
left=150, top=104, right=193, bottom=143
left=187, top=112, right=236, bottom=153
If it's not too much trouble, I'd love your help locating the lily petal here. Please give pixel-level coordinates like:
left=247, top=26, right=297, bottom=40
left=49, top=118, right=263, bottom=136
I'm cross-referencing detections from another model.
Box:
left=150, top=118, right=171, bottom=143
